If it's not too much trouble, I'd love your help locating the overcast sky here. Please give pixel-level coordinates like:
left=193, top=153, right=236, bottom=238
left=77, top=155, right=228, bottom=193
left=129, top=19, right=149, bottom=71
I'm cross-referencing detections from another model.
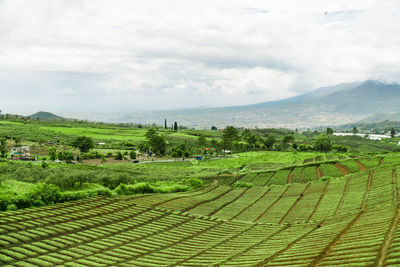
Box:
left=1, top=0, right=400, bottom=117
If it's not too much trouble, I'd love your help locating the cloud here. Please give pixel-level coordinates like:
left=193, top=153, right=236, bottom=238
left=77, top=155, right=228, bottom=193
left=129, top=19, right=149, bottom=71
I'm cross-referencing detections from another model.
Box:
left=0, top=0, right=399, bottom=115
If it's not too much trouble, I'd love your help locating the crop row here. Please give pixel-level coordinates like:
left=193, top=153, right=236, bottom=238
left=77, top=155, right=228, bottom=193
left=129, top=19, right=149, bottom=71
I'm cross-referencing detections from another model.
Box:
left=1, top=165, right=400, bottom=265
left=240, top=159, right=373, bottom=187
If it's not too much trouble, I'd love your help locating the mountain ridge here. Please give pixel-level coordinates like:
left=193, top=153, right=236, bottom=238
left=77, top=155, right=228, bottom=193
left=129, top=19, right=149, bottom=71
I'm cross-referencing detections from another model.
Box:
left=110, top=80, right=400, bottom=129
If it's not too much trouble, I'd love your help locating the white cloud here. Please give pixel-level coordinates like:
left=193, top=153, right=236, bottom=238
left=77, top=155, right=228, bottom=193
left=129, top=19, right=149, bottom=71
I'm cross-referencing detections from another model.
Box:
left=0, top=0, right=399, bottom=114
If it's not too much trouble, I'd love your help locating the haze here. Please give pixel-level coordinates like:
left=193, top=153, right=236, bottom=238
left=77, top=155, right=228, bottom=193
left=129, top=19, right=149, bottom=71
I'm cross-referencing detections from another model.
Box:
left=1, top=0, right=400, bottom=118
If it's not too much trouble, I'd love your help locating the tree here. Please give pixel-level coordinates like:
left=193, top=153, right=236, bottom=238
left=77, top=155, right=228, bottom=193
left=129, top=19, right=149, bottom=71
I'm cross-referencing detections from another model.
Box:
left=282, top=135, right=294, bottom=149
left=115, top=151, right=123, bottom=160
left=210, top=139, right=218, bottom=155
left=391, top=128, right=396, bottom=138
left=241, top=129, right=251, bottom=140
left=174, top=121, right=178, bottom=131
left=242, top=130, right=257, bottom=151
left=353, top=127, right=358, bottom=135
left=0, top=138, right=7, bottom=158
left=15, top=136, right=22, bottom=148
left=129, top=151, right=136, bottom=160
left=326, top=128, right=334, bottom=135
left=332, top=144, right=348, bottom=152
left=197, top=136, right=206, bottom=148
left=145, top=128, right=167, bottom=155
left=48, top=147, right=57, bottom=161
left=138, top=142, right=150, bottom=153
left=72, top=136, right=94, bottom=153
left=175, top=148, right=183, bottom=157
left=145, top=128, right=157, bottom=140
left=222, top=126, right=239, bottom=152
left=314, top=134, right=332, bottom=152
left=164, top=119, right=167, bottom=129
left=264, top=135, right=275, bottom=150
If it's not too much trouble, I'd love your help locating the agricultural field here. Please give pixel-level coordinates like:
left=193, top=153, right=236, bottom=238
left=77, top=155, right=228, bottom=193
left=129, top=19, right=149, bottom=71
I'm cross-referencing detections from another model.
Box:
left=2, top=153, right=400, bottom=265
left=3, top=118, right=400, bottom=265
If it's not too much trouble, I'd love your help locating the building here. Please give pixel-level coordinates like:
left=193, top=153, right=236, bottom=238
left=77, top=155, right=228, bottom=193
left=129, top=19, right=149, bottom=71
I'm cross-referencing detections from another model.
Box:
left=10, top=146, right=32, bottom=160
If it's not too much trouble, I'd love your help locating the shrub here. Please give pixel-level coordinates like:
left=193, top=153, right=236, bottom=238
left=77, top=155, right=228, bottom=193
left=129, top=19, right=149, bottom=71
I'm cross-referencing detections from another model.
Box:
left=6, top=204, right=18, bottom=211
left=41, top=162, right=48, bottom=169
left=182, top=178, right=204, bottom=189
left=27, top=183, right=61, bottom=205
left=234, top=181, right=253, bottom=188
left=115, top=152, right=123, bottom=160
left=320, top=176, right=334, bottom=182
left=114, top=183, right=154, bottom=195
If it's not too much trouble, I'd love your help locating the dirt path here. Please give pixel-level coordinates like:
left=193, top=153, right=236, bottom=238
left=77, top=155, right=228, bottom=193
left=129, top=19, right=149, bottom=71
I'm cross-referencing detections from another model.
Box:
left=309, top=211, right=364, bottom=266
left=360, top=170, right=373, bottom=210
left=377, top=168, right=400, bottom=266
left=300, top=167, right=305, bottom=183
left=335, top=162, right=350, bottom=175
left=279, top=183, right=311, bottom=224
left=316, top=165, right=323, bottom=179
left=393, top=168, right=398, bottom=205
left=287, top=169, right=294, bottom=183
left=377, top=207, right=400, bottom=266
left=355, top=159, right=366, bottom=171
left=307, top=181, right=330, bottom=223
left=254, top=185, right=290, bottom=223
left=334, top=175, right=352, bottom=215
left=263, top=172, right=276, bottom=187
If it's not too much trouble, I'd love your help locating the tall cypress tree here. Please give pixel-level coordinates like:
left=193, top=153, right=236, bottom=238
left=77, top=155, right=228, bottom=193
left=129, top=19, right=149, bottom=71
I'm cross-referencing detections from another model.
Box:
left=164, top=119, right=167, bottom=129
left=174, top=121, right=178, bottom=131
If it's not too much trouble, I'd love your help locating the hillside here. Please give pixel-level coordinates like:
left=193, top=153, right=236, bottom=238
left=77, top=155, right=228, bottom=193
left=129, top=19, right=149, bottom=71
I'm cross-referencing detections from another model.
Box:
left=115, top=80, right=400, bottom=129
left=30, top=111, right=64, bottom=121
left=1, top=154, right=400, bottom=266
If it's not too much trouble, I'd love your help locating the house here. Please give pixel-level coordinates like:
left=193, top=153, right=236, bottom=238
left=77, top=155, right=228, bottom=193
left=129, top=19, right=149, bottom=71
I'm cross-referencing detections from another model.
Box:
left=10, top=146, right=31, bottom=160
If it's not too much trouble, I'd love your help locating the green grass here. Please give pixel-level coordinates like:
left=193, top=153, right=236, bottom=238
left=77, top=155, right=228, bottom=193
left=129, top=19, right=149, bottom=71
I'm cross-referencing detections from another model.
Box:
left=319, top=163, right=342, bottom=177
left=0, top=121, right=24, bottom=125
left=39, top=126, right=149, bottom=141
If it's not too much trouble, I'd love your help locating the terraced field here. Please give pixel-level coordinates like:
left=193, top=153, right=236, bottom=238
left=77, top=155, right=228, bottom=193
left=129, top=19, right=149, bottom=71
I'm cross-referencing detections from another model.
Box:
left=1, top=157, right=400, bottom=266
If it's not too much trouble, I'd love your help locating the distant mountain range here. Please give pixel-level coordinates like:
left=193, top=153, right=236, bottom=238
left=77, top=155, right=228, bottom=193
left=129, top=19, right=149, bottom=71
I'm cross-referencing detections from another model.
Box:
left=112, top=80, right=400, bottom=129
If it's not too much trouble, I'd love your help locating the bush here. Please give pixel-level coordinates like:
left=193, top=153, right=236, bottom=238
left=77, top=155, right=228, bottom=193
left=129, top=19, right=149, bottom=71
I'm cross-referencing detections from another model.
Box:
left=6, top=204, right=18, bottom=211
left=27, top=183, right=61, bottom=205
left=41, top=162, right=48, bottom=169
left=182, top=178, right=204, bottom=189
left=81, top=152, right=103, bottom=160
left=320, top=176, right=334, bottom=182
left=114, top=183, right=155, bottom=195
left=0, top=182, right=62, bottom=211
left=114, top=181, right=193, bottom=196
left=60, top=187, right=113, bottom=201
left=234, top=181, right=253, bottom=188
left=115, top=152, right=123, bottom=160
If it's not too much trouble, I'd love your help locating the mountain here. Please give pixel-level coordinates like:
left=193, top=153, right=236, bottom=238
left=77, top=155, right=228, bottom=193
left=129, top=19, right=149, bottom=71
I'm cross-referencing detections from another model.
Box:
left=113, top=80, right=400, bottom=129
left=30, top=111, right=64, bottom=121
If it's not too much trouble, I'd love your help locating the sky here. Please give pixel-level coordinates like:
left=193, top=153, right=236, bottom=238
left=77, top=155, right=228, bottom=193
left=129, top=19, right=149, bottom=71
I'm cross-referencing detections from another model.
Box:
left=1, top=0, right=400, bottom=117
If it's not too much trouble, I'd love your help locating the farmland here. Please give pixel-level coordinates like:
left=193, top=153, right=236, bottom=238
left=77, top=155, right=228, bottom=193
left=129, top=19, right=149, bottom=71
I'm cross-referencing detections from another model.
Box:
left=1, top=153, right=400, bottom=266
left=2, top=117, right=400, bottom=265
